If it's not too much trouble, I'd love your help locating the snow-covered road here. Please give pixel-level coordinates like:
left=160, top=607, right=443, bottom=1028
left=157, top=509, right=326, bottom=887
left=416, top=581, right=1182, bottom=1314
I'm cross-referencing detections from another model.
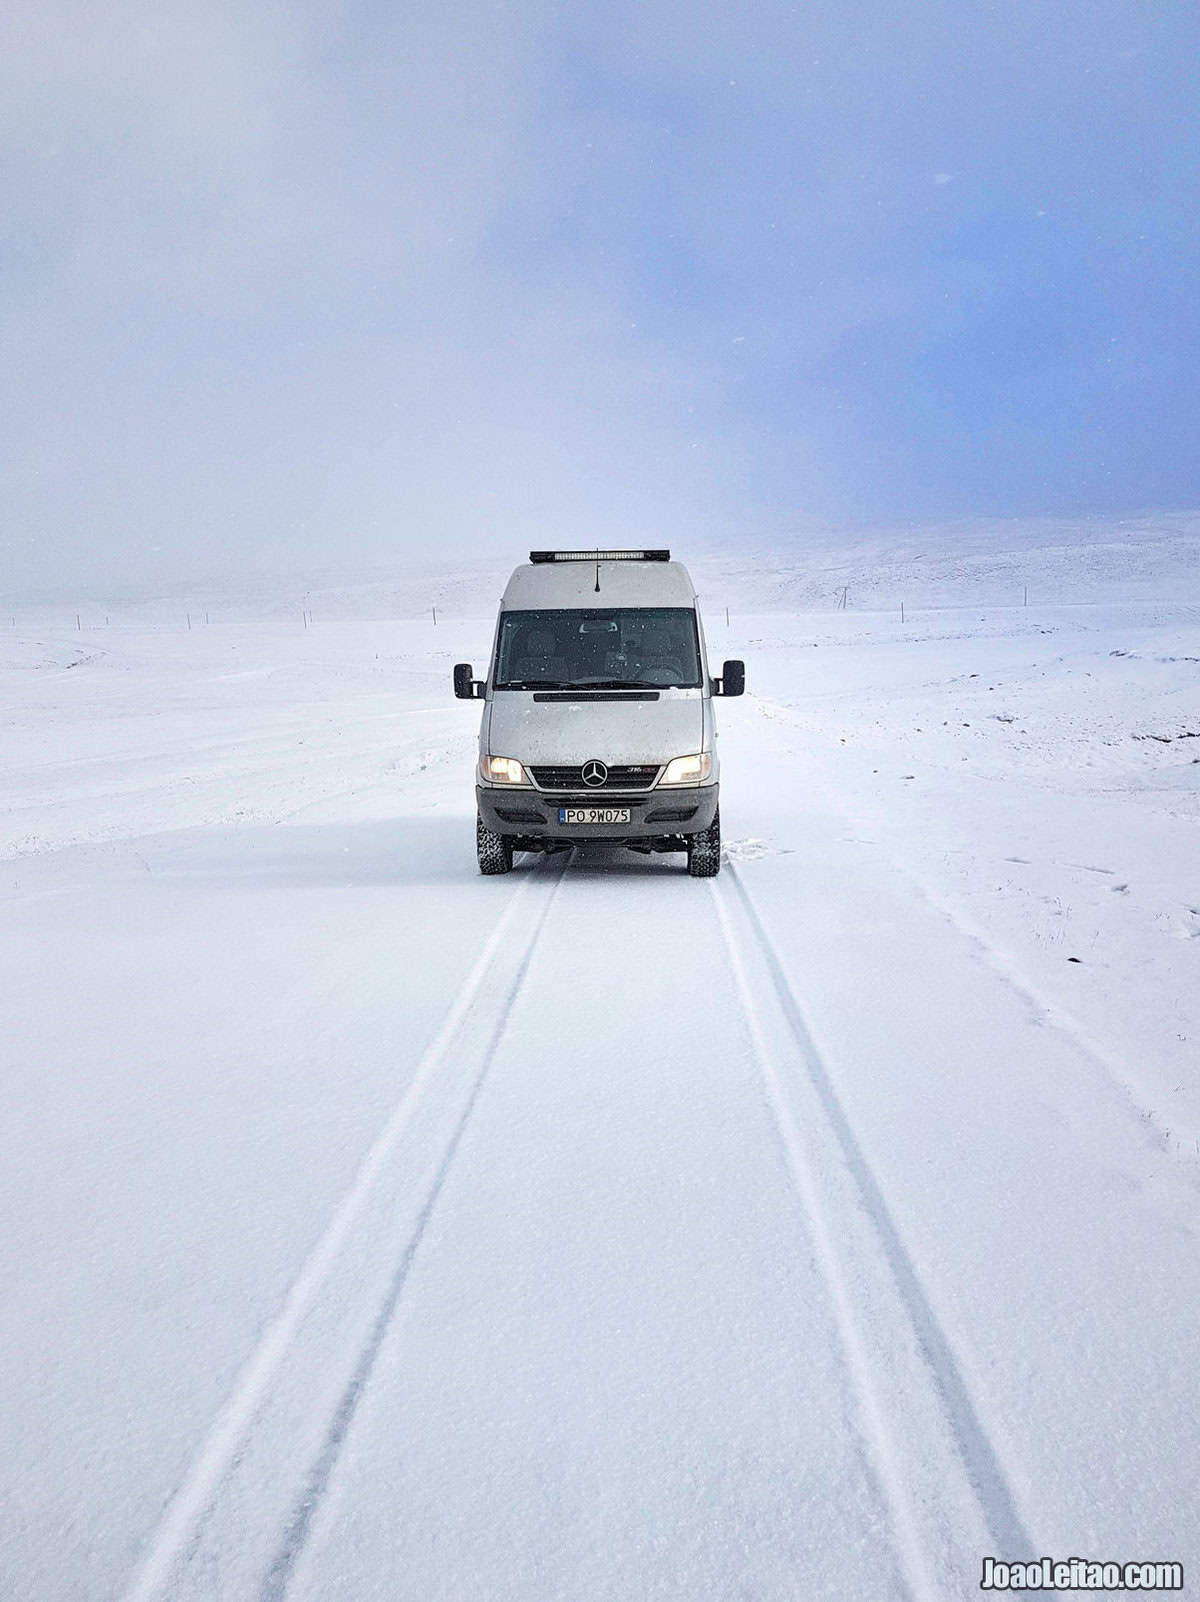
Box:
left=3, top=562, right=1198, bottom=1599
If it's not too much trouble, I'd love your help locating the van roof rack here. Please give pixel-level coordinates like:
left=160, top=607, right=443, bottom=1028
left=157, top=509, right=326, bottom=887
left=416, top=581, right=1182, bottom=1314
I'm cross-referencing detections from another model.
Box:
left=529, top=548, right=670, bottom=563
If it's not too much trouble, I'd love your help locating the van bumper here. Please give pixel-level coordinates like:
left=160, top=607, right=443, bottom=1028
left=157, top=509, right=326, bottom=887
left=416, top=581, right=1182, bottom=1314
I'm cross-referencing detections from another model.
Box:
left=476, top=782, right=719, bottom=845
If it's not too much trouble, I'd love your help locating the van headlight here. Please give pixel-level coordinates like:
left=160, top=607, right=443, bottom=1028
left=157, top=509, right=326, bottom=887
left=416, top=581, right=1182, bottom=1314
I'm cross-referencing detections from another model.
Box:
left=479, top=755, right=528, bottom=786
left=660, top=752, right=712, bottom=786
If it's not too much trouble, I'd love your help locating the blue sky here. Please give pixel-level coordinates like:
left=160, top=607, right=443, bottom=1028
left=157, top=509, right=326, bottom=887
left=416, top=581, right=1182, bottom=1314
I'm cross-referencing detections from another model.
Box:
left=2, top=0, right=1198, bottom=589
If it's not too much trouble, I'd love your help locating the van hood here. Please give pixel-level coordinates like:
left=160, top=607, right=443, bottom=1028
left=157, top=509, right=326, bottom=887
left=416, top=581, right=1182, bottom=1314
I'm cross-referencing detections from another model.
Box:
left=484, top=690, right=703, bottom=766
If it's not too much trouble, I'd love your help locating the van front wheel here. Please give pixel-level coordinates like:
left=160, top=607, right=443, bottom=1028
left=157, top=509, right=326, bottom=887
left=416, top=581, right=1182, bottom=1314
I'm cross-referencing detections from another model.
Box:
left=477, top=814, right=514, bottom=875
left=686, top=809, right=721, bottom=877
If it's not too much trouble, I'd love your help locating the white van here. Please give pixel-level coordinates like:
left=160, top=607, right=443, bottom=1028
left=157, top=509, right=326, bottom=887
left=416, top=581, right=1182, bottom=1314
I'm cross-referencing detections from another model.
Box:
left=454, top=549, right=743, bottom=876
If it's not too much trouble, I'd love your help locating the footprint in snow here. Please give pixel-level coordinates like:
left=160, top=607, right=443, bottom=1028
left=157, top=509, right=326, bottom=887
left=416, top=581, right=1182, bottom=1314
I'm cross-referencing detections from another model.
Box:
left=724, top=838, right=787, bottom=861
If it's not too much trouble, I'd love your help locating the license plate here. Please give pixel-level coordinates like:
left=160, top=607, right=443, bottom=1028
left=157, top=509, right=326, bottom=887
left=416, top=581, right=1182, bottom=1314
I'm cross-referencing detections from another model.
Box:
left=559, top=807, right=631, bottom=825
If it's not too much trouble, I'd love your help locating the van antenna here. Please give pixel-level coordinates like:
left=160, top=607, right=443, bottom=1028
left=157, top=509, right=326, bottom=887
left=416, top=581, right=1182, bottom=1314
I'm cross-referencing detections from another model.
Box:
left=594, top=559, right=601, bottom=593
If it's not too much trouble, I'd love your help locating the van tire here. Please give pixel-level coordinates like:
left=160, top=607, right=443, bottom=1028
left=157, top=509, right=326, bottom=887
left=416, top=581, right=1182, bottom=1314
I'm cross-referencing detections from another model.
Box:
left=686, top=809, right=721, bottom=877
left=477, top=814, right=514, bottom=875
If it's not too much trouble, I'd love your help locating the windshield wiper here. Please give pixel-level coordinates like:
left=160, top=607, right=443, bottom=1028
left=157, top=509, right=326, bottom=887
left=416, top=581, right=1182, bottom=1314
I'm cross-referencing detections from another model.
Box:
left=565, top=677, right=671, bottom=690
left=499, top=676, right=686, bottom=691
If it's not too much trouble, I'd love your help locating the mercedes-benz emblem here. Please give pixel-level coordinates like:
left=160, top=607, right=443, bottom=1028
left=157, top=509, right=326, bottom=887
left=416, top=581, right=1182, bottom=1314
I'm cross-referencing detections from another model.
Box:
left=581, top=758, right=608, bottom=787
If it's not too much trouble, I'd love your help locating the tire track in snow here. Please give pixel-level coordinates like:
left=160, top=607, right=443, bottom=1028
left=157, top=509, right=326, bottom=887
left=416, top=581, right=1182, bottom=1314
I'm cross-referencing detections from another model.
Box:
left=713, top=864, right=1037, bottom=1602
left=256, top=870, right=564, bottom=1602
left=118, top=853, right=568, bottom=1602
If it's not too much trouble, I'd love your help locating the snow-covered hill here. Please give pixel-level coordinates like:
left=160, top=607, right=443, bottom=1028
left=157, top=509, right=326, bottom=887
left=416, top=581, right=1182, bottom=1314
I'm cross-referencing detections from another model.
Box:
left=2, top=518, right=1197, bottom=1601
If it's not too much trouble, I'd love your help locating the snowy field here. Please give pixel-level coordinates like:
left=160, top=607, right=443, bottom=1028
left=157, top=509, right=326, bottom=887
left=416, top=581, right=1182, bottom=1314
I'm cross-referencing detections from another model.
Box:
left=2, top=520, right=1198, bottom=1600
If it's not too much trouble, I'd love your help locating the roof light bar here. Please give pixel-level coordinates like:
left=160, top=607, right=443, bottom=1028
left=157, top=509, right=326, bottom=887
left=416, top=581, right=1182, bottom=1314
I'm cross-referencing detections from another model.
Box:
left=529, top=548, right=670, bottom=563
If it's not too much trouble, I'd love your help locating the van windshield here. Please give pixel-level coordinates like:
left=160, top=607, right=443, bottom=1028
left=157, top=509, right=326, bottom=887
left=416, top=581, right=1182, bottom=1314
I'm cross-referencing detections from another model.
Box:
left=493, top=608, right=703, bottom=690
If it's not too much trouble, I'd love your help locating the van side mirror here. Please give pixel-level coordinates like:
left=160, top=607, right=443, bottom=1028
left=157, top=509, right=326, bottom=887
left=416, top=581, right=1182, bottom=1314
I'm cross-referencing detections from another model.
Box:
left=453, top=663, right=484, bottom=700
left=717, top=659, right=745, bottom=697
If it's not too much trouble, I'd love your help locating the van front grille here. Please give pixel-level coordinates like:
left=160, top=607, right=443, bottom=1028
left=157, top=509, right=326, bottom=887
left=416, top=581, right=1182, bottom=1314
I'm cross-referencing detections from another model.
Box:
left=528, top=764, right=659, bottom=792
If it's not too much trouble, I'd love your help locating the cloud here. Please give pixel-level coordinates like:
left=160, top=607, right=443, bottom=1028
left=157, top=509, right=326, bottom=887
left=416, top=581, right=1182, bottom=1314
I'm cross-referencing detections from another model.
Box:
left=2, top=1, right=1198, bottom=594
left=3, top=1, right=771, bottom=591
